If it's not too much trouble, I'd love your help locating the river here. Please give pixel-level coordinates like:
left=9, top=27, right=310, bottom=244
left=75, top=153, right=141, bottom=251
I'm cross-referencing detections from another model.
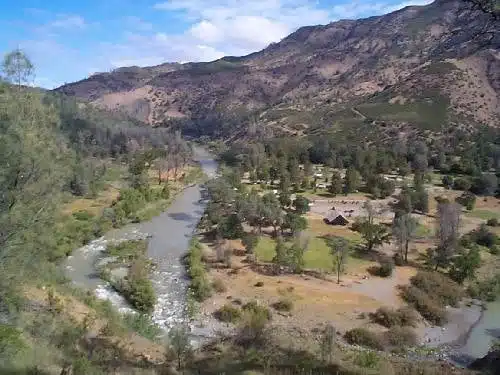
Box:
left=64, top=146, right=218, bottom=333
left=451, top=300, right=500, bottom=366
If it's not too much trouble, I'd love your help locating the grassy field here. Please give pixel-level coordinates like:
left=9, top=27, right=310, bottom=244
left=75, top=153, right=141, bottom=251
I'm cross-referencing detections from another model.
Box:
left=254, top=233, right=368, bottom=272
left=467, top=209, right=500, bottom=220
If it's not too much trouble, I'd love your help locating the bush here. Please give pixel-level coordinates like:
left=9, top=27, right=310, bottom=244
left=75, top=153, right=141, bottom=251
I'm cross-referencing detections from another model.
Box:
left=272, top=298, right=294, bottom=312
left=212, top=278, right=227, bottom=293
left=242, top=301, right=272, bottom=321
left=214, top=304, right=242, bottom=323
left=254, top=281, right=264, bottom=287
left=490, top=245, right=500, bottom=255
left=400, top=285, right=447, bottom=325
left=410, top=271, right=463, bottom=307
left=344, top=328, right=385, bottom=350
left=487, top=218, right=499, bottom=227
left=186, top=238, right=212, bottom=301
left=353, top=351, right=380, bottom=368
left=455, top=192, right=476, bottom=210
left=384, top=326, right=418, bottom=349
left=72, top=210, right=94, bottom=221
left=120, top=276, right=156, bottom=314
left=453, top=177, right=472, bottom=191
left=468, top=274, right=500, bottom=302
left=123, top=313, right=162, bottom=341
left=376, top=258, right=394, bottom=277
left=393, top=253, right=404, bottom=266
left=470, top=224, right=498, bottom=248
left=370, top=306, right=418, bottom=328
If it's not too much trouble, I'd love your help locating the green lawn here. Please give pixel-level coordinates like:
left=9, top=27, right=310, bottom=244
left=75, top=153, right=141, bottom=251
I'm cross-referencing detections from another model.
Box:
left=467, top=209, right=500, bottom=220
left=254, top=234, right=369, bottom=272
left=414, top=223, right=433, bottom=239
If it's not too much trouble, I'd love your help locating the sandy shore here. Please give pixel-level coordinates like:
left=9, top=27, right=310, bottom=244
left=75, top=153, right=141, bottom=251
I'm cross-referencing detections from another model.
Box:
left=419, top=301, right=484, bottom=348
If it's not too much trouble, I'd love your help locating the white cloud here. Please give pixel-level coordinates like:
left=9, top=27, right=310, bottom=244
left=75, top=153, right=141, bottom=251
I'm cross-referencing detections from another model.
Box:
left=13, top=0, right=436, bottom=88
left=123, top=16, right=153, bottom=31
left=50, top=15, right=86, bottom=29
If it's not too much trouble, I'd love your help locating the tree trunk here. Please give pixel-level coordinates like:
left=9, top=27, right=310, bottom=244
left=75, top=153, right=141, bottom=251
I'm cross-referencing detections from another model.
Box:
left=404, top=240, right=409, bottom=263
left=158, top=169, right=162, bottom=185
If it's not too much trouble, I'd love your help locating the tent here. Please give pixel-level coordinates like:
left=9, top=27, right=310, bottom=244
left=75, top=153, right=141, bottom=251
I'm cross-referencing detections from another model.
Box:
left=323, top=210, right=349, bottom=226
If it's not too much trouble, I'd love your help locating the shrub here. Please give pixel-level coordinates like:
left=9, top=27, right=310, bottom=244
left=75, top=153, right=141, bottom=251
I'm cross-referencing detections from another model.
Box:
left=186, top=239, right=212, bottom=301
left=72, top=210, right=94, bottom=221
left=212, top=278, right=227, bottom=293
left=453, top=177, right=472, bottom=191
left=470, top=224, right=498, bottom=248
left=490, top=245, right=500, bottom=255
left=123, top=313, right=162, bottom=341
left=214, top=304, right=242, bottom=323
left=376, top=258, right=394, bottom=277
left=455, top=192, right=476, bottom=210
left=487, top=218, right=499, bottom=227
left=354, top=351, right=380, bottom=368
left=400, top=285, right=447, bottom=325
left=272, top=298, right=294, bottom=312
left=393, top=253, right=404, bottom=266
left=242, top=301, right=272, bottom=321
left=344, top=328, right=385, bottom=350
left=370, top=306, right=418, bottom=328
left=410, top=271, right=463, bottom=307
left=468, top=274, right=500, bottom=302
left=120, top=276, right=156, bottom=314
left=384, top=326, right=418, bottom=349
left=254, top=281, right=264, bottom=287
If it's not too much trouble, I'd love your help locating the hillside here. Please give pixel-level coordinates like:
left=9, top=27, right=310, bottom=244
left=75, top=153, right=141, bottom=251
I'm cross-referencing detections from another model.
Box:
left=56, top=0, right=499, bottom=137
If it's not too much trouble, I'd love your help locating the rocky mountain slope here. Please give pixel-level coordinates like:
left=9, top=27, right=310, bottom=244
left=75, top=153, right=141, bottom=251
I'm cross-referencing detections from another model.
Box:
left=56, top=0, right=499, bottom=138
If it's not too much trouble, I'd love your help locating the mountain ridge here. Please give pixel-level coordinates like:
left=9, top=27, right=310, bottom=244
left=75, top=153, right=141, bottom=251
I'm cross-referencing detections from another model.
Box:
left=55, top=0, right=499, bottom=137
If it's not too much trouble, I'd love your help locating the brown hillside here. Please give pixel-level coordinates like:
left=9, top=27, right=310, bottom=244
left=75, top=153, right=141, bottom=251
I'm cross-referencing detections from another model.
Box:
left=55, top=0, right=499, bottom=136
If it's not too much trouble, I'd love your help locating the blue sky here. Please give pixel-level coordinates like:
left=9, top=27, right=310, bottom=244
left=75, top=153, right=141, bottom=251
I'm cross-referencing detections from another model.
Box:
left=0, top=0, right=432, bottom=88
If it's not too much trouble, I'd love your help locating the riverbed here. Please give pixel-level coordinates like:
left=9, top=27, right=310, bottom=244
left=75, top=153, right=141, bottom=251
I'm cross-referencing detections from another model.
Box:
left=65, top=146, right=218, bottom=333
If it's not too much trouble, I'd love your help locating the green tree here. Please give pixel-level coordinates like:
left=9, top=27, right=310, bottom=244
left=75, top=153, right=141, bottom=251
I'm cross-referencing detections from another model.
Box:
left=218, top=213, right=244, bottom=239
left=167, top=324, right=192, bottom=370
left=272, top=236, right=288, bottom=274
left=392, top=214, right=417, bottom=263
left=283, top=212, right=307, bottom=236
left=326, top=236, right=350, bottom=284
left=442, top=175, right=454, bottom=189
left=358, top=221, right=391, bottom=252
left=344, top=167, right=361, bottom=194
left=242, top=233, right=259, bottom=254
left=435, top=202, right=461, bottom=270
left=293, top=195, right=310, bottom=215
left=1, top=51, right=69, bottom=294
left=2, top=49, right=34, bottom=87
left=289, top=234, right=309, bottom=273
left=412, top=186, right=429, bottom=213
left=449, top=247, right=481, bottom=284
left=328, top=171, right=343, bottom=196
left=263, top=192, right=284, bottom=236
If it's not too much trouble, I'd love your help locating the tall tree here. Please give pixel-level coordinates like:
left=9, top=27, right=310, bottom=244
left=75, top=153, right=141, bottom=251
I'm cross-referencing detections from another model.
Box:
left=435, top=202, right=461, bottom=270
left=392, top=214, right=417, bottom=263
left=167, top=324, right=191, bottom=370
left=344, top=167, right=361, bottom=194
left=328, top=171, right=343, bottom=196
left=449, top=247, right=481, bottom=284
left=2, top=49, right=34, bottom=88
left=326, top=237, right=349, bottom=284
left=272, top=236, right=288, bottom=274
left=293, top=195, right=310, bottom=215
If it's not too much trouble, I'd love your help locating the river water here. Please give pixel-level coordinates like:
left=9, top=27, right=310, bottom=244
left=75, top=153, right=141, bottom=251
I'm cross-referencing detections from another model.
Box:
left=64, top=146, right=218, bottom=332
left=452, top=300, right=500, bottom=365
